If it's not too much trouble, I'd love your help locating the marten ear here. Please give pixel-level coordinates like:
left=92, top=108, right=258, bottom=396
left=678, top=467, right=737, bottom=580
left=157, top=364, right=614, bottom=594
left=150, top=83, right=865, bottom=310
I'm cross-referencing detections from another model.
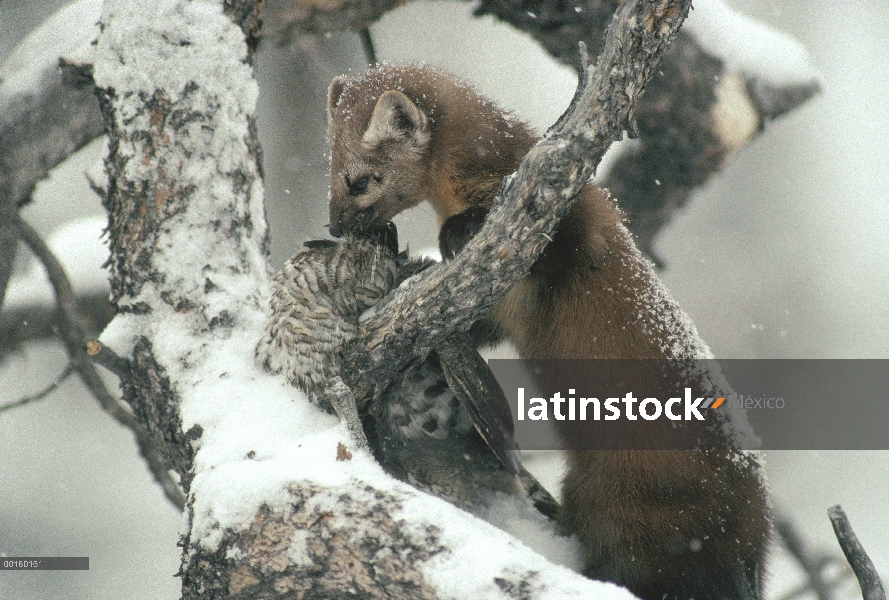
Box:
left=363, top=90, right=430, bottom=148
left=327, top=76, right=347, bottom=118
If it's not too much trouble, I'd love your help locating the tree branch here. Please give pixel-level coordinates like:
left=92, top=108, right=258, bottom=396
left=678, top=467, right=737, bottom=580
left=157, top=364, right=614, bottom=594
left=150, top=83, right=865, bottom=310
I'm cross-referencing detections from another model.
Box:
left=85, top=338, right=134, bottom=380
left=0, top=205, right=17, bottom=314
left=360, top=27, right=377, bottom=65
left=263, top=0, right=408, bottom=39
left=0, top=363, right=75, bottom=414
left=828, top=505, right=886, bottom=600
left=343, top=0, right=693, bottom=398
left=0, top=292, right=114, bottom=358
left=0, top=0, right=184, bottom=510
left=15, top=214, right=185, bottom=510
left=0, top=0, right=105, bottom=307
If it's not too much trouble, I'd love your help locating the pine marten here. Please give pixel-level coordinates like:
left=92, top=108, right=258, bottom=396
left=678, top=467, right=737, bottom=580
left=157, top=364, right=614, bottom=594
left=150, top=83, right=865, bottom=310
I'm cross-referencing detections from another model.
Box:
left=325, top=63, right=769, bottom=600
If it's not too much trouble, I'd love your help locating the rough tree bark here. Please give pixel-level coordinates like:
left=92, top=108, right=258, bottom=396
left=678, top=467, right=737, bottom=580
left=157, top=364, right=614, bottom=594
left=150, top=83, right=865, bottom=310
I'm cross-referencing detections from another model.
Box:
left=92, top=0, right=691, bottom=598
left=94, top=0, right=267, bottom=481
left=828, top=506, right=886, bottom=600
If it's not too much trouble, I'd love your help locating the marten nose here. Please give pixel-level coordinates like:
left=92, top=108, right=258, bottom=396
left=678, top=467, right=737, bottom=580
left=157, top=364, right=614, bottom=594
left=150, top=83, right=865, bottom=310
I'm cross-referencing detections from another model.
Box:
left=328, top=224, right=343, bottom=238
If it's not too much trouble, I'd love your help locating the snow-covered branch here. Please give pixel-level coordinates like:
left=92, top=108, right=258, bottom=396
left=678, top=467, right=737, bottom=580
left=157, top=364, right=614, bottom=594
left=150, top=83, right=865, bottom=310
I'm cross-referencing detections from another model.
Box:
left=94, top=0, right=268, bottom=481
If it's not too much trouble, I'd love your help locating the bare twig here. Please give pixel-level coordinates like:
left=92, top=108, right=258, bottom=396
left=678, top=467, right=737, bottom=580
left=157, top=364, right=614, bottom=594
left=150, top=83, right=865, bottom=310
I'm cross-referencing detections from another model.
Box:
left=1, top=293, right=114, bottom=357
left=344, top=0, right=693, bottom=397
left=15, top=215, right=185, bottom=511
left=828, top=505, right=886, bottom=600
left=85, top=338, right=133, bottom=380
left=0, top=364, right=75, bottom=414
left=0, top=203, right=17, bottom=311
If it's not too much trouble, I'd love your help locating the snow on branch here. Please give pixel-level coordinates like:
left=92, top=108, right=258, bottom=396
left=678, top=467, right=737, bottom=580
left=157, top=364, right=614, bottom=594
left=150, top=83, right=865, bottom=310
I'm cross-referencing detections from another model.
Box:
left=94, top=0, right=268, bottom=489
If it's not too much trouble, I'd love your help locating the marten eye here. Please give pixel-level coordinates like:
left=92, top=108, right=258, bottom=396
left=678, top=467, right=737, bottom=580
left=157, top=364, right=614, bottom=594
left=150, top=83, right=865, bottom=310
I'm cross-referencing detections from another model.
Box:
left=347, top=175, right=370, bottom=195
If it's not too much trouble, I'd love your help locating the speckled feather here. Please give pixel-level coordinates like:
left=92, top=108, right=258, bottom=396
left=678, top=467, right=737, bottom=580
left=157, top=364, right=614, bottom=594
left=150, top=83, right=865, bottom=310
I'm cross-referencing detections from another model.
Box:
left=255, top=237, right=397, bottom=414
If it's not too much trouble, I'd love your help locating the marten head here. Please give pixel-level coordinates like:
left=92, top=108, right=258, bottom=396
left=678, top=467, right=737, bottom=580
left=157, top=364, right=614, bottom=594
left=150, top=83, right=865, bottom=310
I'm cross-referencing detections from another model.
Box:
left=326, top=68, right=435, bottom=237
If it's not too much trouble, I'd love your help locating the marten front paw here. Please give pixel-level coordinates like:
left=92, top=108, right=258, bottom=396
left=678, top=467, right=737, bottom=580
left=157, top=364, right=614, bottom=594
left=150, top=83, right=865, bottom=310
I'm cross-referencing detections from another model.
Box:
left=439, top=207, right=489, bottom=260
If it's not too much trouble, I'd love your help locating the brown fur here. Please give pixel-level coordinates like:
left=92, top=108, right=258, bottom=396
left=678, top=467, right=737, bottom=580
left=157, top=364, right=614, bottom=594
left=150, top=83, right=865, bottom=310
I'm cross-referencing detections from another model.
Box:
left=327, top=64, right=769, bottom=600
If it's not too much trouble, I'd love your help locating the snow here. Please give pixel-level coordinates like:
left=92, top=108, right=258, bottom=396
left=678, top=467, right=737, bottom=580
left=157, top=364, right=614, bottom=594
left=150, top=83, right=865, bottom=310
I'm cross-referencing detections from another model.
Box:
left=5, top=215, right=110, bottom=309
left=420, top=247, right=443, bottom=263
left=593, top=136, right=640, bottom=183
left=390, top=482, right=632, bottom=600
left=95, top=1, right=257, bottom=110
left=178, top=341, right=608, bottom=596
left=93, top=0, right=259, bottom=189
left=684, top=0, right=818, bottom=87
left=710, top=72, right=760, bottom=153
left=182, top=359, right=376, bottom=549
left=94, top=0, right=266, bottom=360
left=479, top=494, right=585, bottom=571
